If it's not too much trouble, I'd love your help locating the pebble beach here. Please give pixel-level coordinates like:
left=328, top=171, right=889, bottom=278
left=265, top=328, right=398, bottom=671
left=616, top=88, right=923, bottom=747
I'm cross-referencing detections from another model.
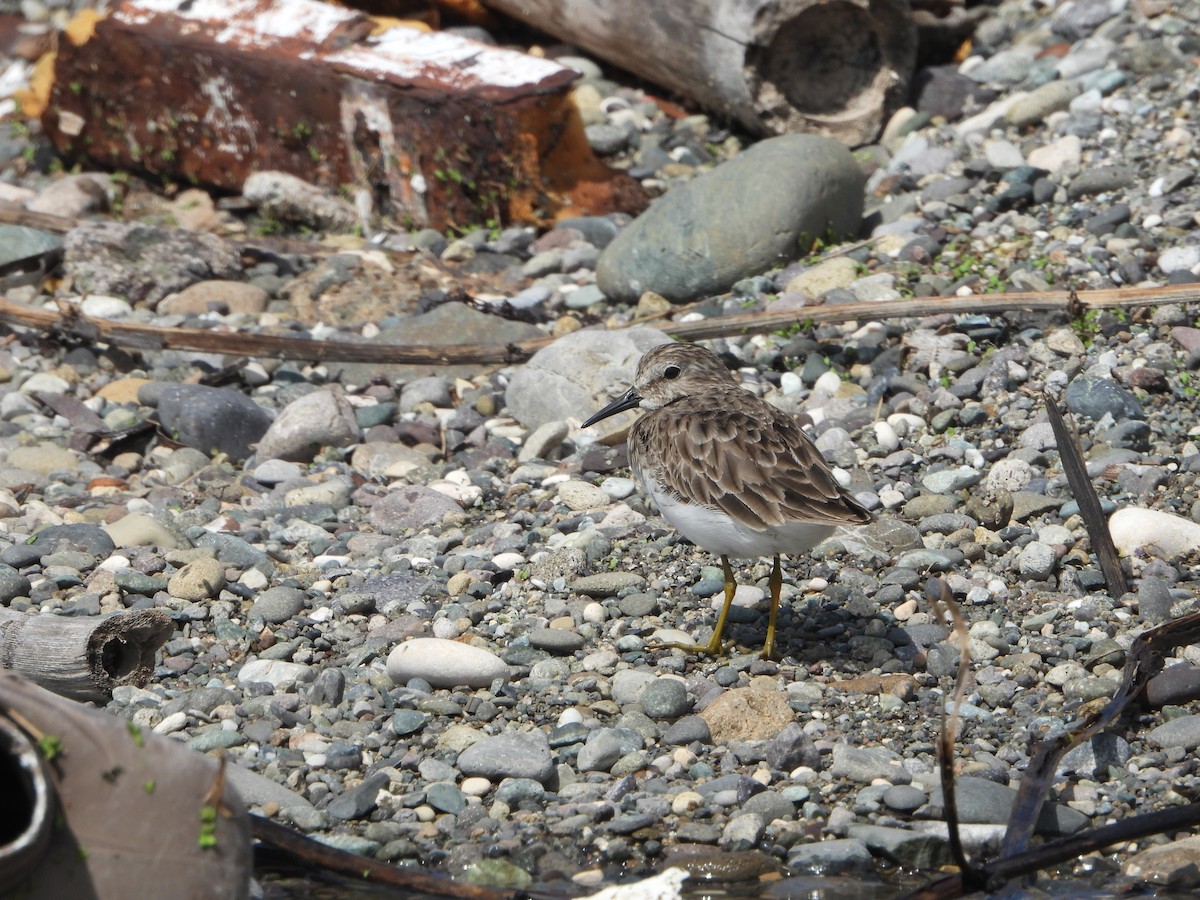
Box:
left=4, top=0, right=1200, bottom=895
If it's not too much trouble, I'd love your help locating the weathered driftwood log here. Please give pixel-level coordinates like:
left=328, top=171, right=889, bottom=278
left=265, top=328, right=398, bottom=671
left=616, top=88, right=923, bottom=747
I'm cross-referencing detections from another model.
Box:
left=0, top=671, right=251, bottom=899
left=0, top=608, right=174, bottom=703
left=482, top=0, right=918, bottom=144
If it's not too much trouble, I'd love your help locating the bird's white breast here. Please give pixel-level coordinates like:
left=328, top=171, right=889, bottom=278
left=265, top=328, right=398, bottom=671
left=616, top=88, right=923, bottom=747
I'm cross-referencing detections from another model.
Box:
left=642, top=472, right=835, bottom=559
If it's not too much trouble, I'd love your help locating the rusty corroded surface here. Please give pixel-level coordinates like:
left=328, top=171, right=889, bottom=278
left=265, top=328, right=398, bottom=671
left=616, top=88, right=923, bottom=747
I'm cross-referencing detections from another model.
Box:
left=42, top=0, right=643, bottom=228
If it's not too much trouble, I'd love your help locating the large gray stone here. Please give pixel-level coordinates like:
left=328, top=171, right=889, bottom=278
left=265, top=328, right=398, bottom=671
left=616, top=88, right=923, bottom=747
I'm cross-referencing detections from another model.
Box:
left=505, top=326, right=670, bottom=432
left=596, top=134, right=865, bottom=302
left=64, top=221, right=241, bottom=305
left=151, top=384, right=273, bottom=462
left=254, top=387, right=361, bottom=463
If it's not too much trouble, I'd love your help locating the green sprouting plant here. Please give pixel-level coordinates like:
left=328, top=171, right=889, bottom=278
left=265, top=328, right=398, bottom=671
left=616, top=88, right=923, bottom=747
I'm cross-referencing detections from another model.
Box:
left=39, top=734, right=63, bottom=761
left=257, top=213, right=285, bottom=236
left=144, top=780, right=157, bottom=794
left=198, top=805, right=218, bottom=849
left=126, top=720, right=144, bottom=747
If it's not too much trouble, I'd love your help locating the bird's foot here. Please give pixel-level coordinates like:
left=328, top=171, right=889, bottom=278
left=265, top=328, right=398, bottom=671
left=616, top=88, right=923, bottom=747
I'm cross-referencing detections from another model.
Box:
left=646, top=636, right=728, bottom=657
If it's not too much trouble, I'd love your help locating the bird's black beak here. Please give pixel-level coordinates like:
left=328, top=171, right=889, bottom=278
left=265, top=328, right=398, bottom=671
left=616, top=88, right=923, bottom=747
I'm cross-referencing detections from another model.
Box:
left=581, top=386, right=642, bottom=428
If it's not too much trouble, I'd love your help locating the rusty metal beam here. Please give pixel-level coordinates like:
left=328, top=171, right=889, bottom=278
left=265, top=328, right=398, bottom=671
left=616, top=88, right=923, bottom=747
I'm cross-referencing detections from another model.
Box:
left=42, top=0, right=644, bottom=229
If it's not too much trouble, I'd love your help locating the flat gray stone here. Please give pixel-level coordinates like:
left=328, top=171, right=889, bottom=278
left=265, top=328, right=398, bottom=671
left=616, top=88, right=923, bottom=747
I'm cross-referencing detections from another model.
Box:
left=387, top=638, right=510, bottom=689
left=829, top=743, right=912, bottom=785
left=597, top=134, right=864, bottom=302
left=786, top=838, right=874, bottom=875
left=254, top=388, right=361, bottom=463
left=368, top=486, right=462, bottom=533
left=250, top=586, right=308, bottom=624
left=505, top=326, right=671, bottom=432
left=458, top=731, right=555, bottom=783
left=848, top=824, right=952, bottom=870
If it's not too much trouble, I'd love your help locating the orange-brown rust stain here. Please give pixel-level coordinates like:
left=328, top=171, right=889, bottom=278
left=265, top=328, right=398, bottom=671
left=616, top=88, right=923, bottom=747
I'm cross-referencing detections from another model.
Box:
left=41, top=0, right=646, bottom=228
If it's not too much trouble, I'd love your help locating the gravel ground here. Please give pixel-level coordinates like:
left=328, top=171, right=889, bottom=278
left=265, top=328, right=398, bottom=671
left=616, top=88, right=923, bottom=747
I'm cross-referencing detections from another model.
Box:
left=4, top=0, right=1200, bottom=896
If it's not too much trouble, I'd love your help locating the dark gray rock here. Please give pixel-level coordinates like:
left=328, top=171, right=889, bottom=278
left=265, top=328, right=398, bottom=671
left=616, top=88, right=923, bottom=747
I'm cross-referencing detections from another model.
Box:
left=577, top=730, right=624, bottom=772
left=738, top=790, right=795, bottom=823
left=766, top=722, right=820, bottom=772
left=114, top=571, right=169, bottom=595
left=326, top=770, right=390, bottom=820
left=0, top=564, right=32, bottom=602
left=1146, top=664, right=1200, bottom=708
left=250, top=586, right=308, bottom=624
left=21, top=524, right=115, bottom=562
left=638, top=679, right=691, bottom=719
left=426, top=782, right=467, bottom=814
left=1065, top=375, right=1143, bottom=421
left=883, top=784, right=929, bottom=813
left=786, top=838, right=875, bottom=875
left=150, top=384, right=272, bottom=462
left=1067, top=165, right=1137, bottom=199
left=663, top=715, right=712, bottom=745
left=308, top=668, right=346, bottom=706
left=389, top=710, right=430, bottom=736
left=1057, top=733, right=1130, bottom=780
left=191, top=532, right=270, bottom=569
left=847, top=824, right=952, bottom=870
left=527, top=627, right=587, bottom=655
left=495, top=778, right=545, bottom=805
left=0, top=225, right=61, bottom=277
left=597, top=134, right=864, bottom=302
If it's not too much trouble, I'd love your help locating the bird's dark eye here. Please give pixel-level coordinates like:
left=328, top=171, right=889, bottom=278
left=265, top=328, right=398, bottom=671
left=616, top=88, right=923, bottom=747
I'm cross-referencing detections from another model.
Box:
left=663, top=365, right=681, bottom=380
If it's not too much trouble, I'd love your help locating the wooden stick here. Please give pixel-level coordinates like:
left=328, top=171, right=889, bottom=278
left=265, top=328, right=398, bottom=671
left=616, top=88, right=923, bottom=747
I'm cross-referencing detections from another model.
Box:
left=2, top=284, right=1199, bottom=367
left=0, top=608, right=174, bottom=703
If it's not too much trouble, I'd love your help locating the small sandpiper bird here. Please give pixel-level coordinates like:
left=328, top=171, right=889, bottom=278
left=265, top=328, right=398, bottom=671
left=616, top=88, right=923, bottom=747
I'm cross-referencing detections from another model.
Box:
left=582, top=342, right=872, bottom=659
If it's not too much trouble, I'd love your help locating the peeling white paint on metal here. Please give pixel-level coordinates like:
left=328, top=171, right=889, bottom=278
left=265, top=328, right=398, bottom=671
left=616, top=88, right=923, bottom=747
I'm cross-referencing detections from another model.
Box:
left=57, top=110, right=86, bottom=137
left=200, top=73, right=257, bottom=157
left=118, top=0, right=359, bottom=48
left=329, top=27, right=571, bottom=92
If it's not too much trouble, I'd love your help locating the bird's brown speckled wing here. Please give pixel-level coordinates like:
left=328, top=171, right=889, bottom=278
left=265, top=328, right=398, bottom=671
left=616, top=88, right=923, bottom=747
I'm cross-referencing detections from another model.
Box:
left=629, top=386, right=872, bottom=531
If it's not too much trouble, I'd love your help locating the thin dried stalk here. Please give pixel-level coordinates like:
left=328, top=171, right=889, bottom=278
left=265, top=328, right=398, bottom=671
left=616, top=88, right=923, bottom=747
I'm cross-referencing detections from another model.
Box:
left=1042, top=389, right=1126, bottom=598
left=924, top=577, right=981, bottom=887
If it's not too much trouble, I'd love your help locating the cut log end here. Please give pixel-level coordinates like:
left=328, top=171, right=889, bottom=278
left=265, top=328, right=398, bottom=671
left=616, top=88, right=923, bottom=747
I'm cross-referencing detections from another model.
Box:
left=90, top=610, right=176, bottom=688
left=747, top=0, right=918, bottom=144
left=0, top=608, right=175, bottom=703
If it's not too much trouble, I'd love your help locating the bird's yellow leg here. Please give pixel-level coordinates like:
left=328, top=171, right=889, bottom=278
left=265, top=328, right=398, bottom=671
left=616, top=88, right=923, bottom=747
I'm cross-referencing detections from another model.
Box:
left=651, top=555, right=736, bottom=656
left=761, top=555, right=783, bottom=659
